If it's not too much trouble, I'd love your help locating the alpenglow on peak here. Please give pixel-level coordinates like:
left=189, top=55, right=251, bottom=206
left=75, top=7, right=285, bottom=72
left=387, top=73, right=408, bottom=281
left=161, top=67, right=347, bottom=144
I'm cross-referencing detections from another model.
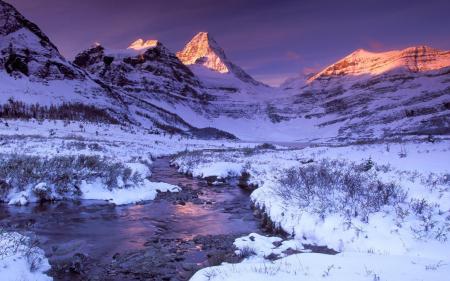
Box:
left=128, top=39, right=159, bottom=51
left=176, top=32, right=264, bottom=86
left=176, top=32, right=229, bottom=73
left=308, top=45, right=450, bottom=82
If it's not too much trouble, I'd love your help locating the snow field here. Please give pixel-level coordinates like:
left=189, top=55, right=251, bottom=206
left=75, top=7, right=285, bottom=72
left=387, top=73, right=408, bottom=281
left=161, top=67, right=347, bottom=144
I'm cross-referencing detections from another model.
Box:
left=0, top=232, right=51, bottom=281
left=174, top=140, right=450, bottom=280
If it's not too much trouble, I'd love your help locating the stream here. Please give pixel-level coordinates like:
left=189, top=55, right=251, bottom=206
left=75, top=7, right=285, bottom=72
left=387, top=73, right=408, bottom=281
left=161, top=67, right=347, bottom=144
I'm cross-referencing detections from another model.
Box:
left=0, top=157, right=263, bottom=280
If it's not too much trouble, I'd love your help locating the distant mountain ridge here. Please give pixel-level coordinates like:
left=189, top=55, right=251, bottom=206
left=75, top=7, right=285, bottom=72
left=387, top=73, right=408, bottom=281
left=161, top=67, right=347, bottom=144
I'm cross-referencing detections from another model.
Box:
left=276, top=45, right=450, bottom=141
left=309, top=45, right=450, bottom=82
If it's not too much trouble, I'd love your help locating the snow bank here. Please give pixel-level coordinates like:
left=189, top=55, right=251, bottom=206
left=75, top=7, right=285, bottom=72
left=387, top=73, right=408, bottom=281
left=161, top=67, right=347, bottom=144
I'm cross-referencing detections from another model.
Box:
left=81, top=179, right=180, bottom=205
left=234, top=233, right=303, bottom=259
left=247, top=142, right=450, bottom=257
left=191, top=251, right=450, bottom=281
left=0, top=232, right=52, bottom=281
left=190, top=162, right=243, bottom=178
left=175, top=141, right=450, bottom=280
left=1, top=154, right=173, bottom=206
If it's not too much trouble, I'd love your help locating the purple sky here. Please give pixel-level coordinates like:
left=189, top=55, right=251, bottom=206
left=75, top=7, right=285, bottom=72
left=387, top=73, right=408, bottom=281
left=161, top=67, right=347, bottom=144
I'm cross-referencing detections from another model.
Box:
left=8, top=0, right=450, bottom=86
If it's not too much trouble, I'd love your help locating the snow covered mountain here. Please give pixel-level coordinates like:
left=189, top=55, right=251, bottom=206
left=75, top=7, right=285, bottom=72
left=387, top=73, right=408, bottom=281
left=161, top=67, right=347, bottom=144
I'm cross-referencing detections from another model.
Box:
left=176, top=32, right=264, bottom=87
left=73, top=40, right=209, bottom=103
left=275, top=46, right=450, bottom=141
left=1, top=0, right=449, bottom=142
left=173, top=42, right=450, bottom=142
left=309, top=46, right=450, bottom=81
left=0, top=0, right=118, bottom=107
left=0, top=0, right=144, bottom=130
left=0, top=0, right=79, bottom=81
left=74, top=36, right=278, bottom=131
left=0, top=0, right=235, bottom=139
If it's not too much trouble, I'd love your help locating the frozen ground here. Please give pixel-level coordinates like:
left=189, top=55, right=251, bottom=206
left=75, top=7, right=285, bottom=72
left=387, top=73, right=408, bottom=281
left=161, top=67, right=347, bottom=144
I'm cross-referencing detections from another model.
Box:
left=191, top=251, right=450, bottom=281
left=0, top=231, right=51, bottom=281
left=1, top=118, right=449, bottom=280
left=0, top=119, right=259, bottom=279
left=174, top=139, right=450, bottom=280
left=0, top=119, right=253, bottom=206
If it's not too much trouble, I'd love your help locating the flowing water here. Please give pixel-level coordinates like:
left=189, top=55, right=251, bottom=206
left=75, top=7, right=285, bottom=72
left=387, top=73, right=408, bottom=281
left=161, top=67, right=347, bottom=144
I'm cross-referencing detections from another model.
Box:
left=0, top=157, right=262, bottom=280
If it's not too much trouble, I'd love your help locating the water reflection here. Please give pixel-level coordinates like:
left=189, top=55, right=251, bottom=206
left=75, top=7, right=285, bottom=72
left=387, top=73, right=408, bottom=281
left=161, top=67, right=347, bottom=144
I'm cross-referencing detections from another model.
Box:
left=0, top=157, right=260, bottom=272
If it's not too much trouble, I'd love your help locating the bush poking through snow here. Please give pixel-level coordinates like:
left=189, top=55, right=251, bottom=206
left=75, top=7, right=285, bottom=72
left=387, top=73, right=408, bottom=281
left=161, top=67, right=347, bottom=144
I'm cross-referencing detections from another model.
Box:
left=0, top=230, right=44, bottom=272
left=237, top=246, right=257, bottom=259
left=276, top=159, right=407, bottom=221
left=0, top=154, right=145, bottom=203
left=255, top=143, right=277, bottom=150
left=0, top=230, right=51, bottom=280
left=409, top=198, right=450, bottom=241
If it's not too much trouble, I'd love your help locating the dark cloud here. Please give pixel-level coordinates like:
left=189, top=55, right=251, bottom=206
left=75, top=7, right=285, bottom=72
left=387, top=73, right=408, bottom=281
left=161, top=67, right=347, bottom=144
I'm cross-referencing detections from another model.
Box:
left=7, top=0, right=450, bottom=86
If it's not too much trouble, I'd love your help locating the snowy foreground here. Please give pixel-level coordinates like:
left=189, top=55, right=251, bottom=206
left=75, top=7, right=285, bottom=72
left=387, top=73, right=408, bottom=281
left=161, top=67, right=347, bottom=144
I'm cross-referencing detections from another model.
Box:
left=0, top=119, right=251, bottom=206
left=0, top=119, right=255, bottom=279
left=0, top=232, right=51, bottom=281
left=174, top=140, right=450, bottom=280
left=1, top=118, right=449, bottom=280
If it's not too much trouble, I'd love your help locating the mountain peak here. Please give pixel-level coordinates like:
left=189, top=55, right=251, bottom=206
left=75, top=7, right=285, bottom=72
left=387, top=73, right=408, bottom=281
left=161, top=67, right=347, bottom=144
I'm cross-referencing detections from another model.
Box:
left=197, top=31, right=209, bottom=37
left=176, top=32, right=264, bottom=86
left=176, top=32, right=229, bottom=73
left=349, top=48, right=371, bottom=56
left=308, top=45, right=450, bottom=82
left=194, top=31, right=210, bottom=40
left=128, top=39, right=160, bottom=51
left=0, top=0, right=57, bottom=50
left=0, top=0, right=85, bottom=80
left=190, top=32, right=221, bottom=50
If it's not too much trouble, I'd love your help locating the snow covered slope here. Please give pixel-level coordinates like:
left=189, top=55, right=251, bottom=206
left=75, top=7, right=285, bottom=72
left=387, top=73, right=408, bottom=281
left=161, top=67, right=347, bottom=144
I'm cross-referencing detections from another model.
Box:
left=309, top=46, right=450, bottom=81
left=73, top=41, right=207, bottom=103
left=0, top=1, right=236, bottom=139
left=0, top=0, right=125, bottom=112
left=276, top=46, right=450, bottom=141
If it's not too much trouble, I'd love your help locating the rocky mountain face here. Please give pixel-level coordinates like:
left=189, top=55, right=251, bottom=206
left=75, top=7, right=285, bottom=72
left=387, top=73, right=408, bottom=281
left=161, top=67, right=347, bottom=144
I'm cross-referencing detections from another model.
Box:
left=73, top=40, right=209, bottom=102
left=0, top=0, right=126, bottom=121
left=176, top=32, right=263, bottom=86
left=0, top=0, right=84, bottom=80
left=276, top=46, right=450, bottom=141
left=309, top=46, right=450, bottom=81
left=0, top=0, right=235, bottom=139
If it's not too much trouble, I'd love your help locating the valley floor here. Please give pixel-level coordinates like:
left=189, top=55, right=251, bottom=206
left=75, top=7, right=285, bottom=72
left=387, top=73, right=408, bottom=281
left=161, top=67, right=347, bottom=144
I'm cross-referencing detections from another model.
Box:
left=0, top=118, right=449, bottom=280
left=0, top=119, right=253, bottom=280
